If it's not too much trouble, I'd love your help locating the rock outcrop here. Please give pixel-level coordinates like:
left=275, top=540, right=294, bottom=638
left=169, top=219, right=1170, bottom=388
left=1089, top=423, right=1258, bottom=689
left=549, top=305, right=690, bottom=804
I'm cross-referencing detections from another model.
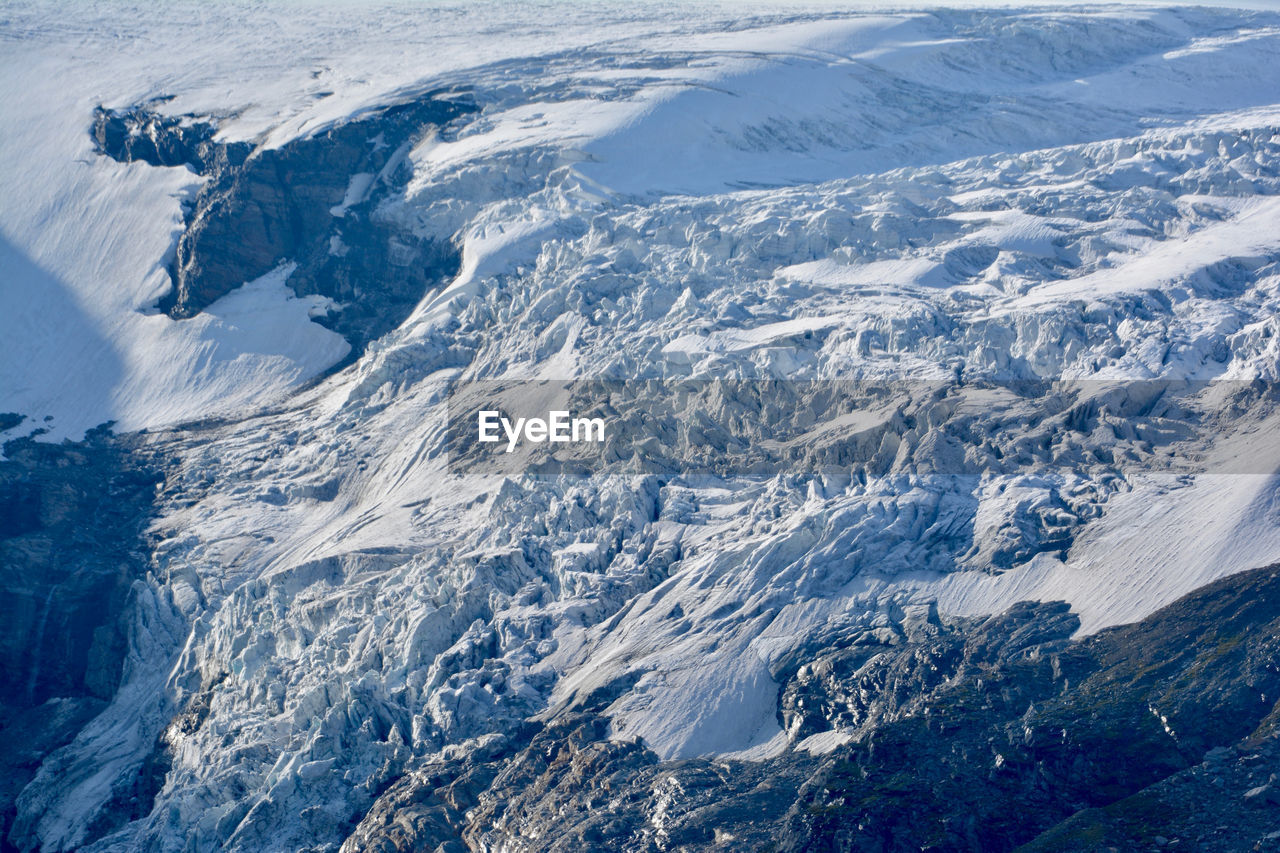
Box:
left=95, top=93, right=477, bottom=356
left=0, top=429, right=161, bottom=847
left=342, top=565, right=1280, bottom=852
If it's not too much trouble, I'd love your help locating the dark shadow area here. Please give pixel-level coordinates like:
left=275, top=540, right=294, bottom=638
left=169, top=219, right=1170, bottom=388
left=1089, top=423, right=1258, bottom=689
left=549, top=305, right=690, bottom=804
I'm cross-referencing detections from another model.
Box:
left=0, top=236, right=164, bottom=850
left=0, top=426, right=164, bottom=851
left=0, top=234, right=124, bottom=443
left=0, top=426, right=164, bottom=852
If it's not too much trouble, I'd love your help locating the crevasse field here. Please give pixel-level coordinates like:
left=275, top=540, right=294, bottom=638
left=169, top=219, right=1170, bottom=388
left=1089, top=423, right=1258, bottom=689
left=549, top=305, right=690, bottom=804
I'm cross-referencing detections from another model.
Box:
left=5, top=2, right=1280, bottom=851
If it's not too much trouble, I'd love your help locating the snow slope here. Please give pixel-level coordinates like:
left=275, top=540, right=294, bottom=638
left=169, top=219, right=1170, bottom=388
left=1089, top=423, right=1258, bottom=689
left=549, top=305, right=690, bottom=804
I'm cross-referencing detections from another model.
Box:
left=0, top=0, right=675, bottom=442
left=6, top=3, right=1280, bottom=851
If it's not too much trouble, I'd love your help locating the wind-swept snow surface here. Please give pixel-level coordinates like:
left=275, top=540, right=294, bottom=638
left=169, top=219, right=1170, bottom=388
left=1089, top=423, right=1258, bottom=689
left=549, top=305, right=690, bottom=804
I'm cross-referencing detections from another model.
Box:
left=5, top=3, right=1280, bottom=851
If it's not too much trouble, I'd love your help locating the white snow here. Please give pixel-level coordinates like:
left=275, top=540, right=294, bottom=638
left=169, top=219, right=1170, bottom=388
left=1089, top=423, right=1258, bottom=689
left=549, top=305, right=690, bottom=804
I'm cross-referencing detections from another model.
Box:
left=0, top=30, right=352, bottom=442
left=7, top=2, right=1280, bottom=851
left=1009, top=196, right=1280, bottom=309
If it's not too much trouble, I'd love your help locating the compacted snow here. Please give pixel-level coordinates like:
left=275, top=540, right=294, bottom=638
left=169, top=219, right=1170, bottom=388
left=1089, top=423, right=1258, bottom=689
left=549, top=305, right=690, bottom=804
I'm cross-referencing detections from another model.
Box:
left=5, top=2, right=1280, bottom=850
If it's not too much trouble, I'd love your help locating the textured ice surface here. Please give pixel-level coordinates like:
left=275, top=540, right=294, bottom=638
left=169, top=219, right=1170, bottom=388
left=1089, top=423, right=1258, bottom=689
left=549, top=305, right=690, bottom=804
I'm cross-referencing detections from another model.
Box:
left=5, top=2, right=1280, bottom=851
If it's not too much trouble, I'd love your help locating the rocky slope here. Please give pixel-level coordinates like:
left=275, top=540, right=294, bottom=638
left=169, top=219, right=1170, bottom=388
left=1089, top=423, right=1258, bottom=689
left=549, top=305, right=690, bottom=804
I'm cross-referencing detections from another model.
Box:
left=94, top=93, right=475, bottom=356
left=343, top=565, right=1280, bottom=852
left=0, top=430, right=162, bottom=848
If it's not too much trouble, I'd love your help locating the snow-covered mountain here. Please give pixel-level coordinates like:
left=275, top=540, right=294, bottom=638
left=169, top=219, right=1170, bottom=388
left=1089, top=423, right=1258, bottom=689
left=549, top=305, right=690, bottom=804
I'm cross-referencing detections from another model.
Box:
left=4, top=2, right=1280, bottom=851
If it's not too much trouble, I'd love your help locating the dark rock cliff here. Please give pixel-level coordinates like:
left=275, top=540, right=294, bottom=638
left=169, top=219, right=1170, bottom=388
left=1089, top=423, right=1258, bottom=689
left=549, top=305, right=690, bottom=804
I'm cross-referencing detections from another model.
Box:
left=343, top=565, right=1280, bottom=852
left=0, top=428, right=163, bottom=850
left=93, top=93, right=477, bottom=358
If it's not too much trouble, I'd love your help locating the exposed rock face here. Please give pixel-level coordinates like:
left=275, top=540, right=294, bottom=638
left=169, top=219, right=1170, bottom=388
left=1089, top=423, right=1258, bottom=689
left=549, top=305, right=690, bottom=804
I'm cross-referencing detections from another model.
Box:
left=91, top=101, right=230, bottom=171
left=0, top=429, right=162, bottom=705
left=0, top=429, right=161, bottom=847
left=94, top=94, right=477, bottom=355
left=341, top=565, right=1280, bottom=852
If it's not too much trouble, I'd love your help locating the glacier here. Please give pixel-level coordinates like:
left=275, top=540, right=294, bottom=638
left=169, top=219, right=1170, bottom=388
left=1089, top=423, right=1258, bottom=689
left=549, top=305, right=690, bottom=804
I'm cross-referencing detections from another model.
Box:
left=4, top=1, right=1280, bottom=851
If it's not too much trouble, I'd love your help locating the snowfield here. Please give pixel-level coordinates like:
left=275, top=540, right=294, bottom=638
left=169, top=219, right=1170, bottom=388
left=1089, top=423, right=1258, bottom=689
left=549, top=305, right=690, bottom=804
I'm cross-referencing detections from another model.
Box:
left=5, top=2, right=1280, bottom=850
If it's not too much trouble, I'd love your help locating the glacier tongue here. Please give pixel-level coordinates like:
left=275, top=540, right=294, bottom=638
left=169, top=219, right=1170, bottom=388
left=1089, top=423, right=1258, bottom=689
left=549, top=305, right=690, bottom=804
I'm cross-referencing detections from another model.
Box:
left=6, top=3, right=1280, bottom=851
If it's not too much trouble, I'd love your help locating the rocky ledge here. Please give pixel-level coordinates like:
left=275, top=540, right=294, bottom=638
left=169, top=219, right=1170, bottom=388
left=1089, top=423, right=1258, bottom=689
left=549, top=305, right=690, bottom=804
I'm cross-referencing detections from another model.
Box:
left=0, top=428, right=163, bottom=849
left=344, top=564, right=1280, bottom=852
left=93, top=92, right=477, bottom=357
